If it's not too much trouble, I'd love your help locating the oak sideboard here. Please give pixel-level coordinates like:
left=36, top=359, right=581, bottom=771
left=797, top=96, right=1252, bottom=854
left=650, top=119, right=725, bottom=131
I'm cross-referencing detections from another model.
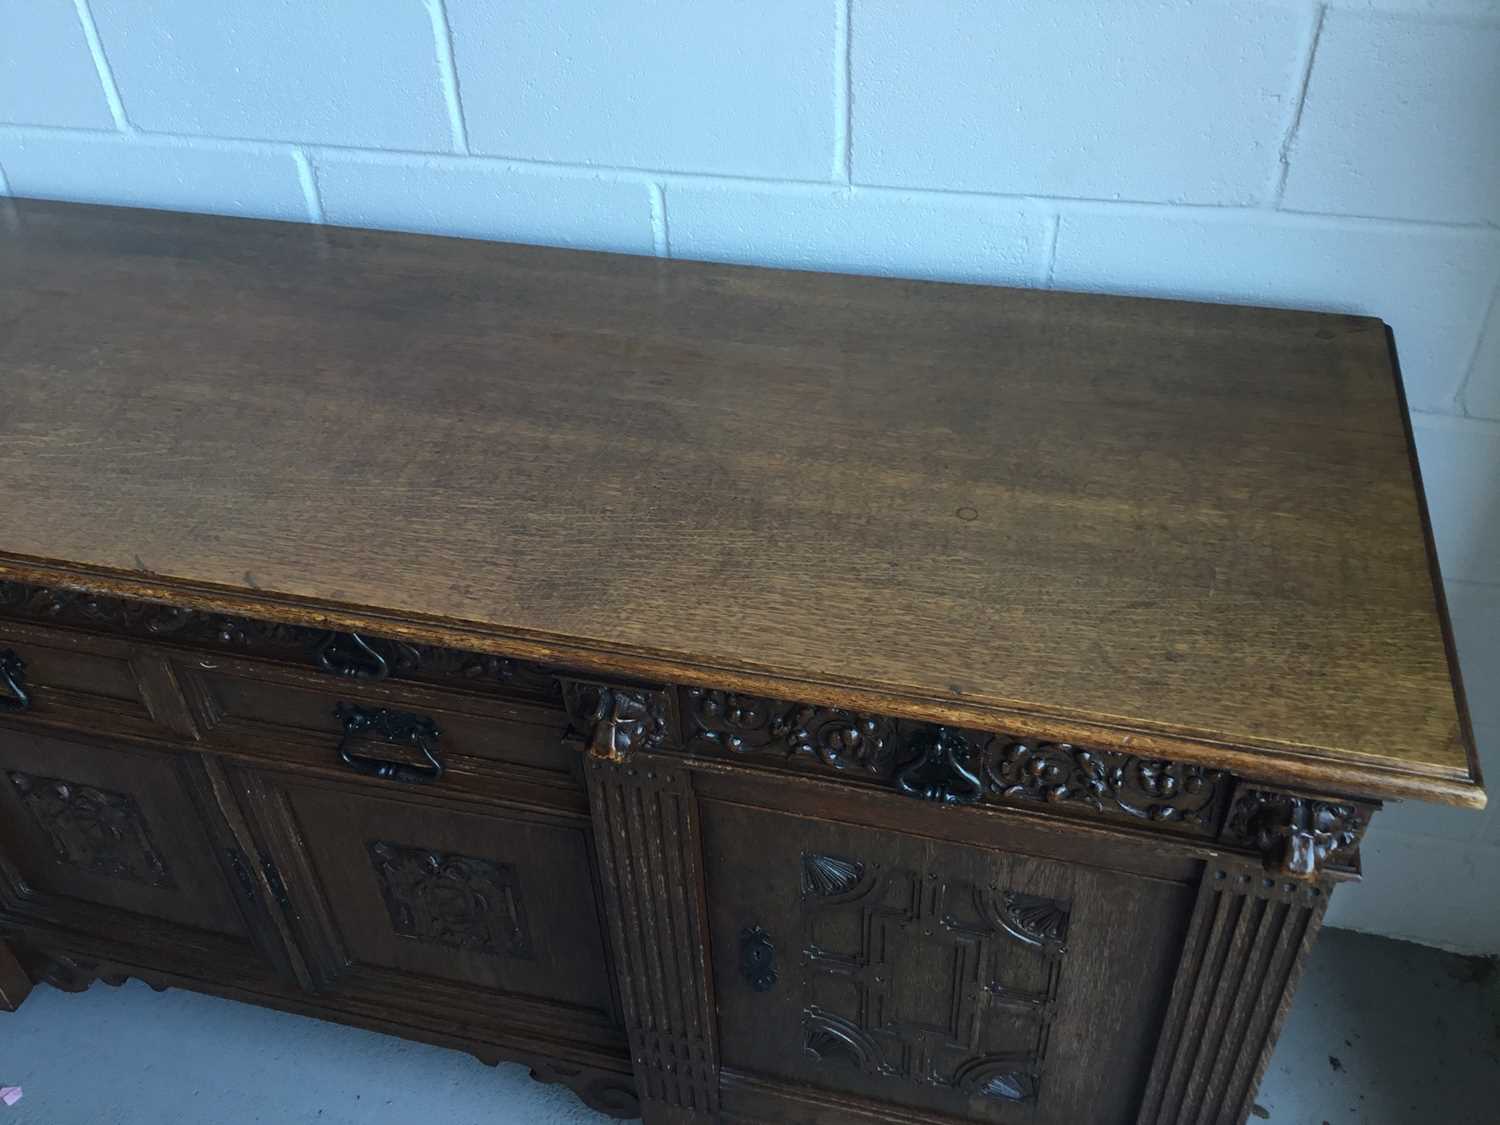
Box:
left=0, top=199, right=1481, bottom=1125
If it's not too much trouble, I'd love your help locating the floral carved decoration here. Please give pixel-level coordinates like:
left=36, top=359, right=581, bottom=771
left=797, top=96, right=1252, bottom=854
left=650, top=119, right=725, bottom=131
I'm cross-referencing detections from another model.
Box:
left=688, top=688, right=1229, bottom=834
left=686, top=688, right=896, bottom=774
left=8, top=771, right=176, bottom=889
left=985, top=740, right=1226, bottom=831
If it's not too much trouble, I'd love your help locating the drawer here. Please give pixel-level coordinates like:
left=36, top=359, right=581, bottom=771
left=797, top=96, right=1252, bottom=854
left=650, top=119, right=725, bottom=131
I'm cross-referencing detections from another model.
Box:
left=172, top=655, right=581, bottom=800
left=0, top=621, right=186, bottom=741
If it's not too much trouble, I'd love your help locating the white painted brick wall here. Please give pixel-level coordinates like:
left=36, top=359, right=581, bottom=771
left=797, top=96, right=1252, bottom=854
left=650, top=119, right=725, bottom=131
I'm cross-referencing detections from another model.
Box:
left=313, top=154, right=658, bottom=253
left=0, top=0, right=1497, bottom=953
left=446, top=0, right=838, bottom=179
left=664, top=183, right=1052, bottom=284
left=1052, top=208, right=1500, bottom=411
left=1283, top=10, right=1500, bottom=223
left=88, top=0, right=454, bottom=150
left=0, top=2, right=114, bottom=129
left=853, top=0, right=1313, bottom=204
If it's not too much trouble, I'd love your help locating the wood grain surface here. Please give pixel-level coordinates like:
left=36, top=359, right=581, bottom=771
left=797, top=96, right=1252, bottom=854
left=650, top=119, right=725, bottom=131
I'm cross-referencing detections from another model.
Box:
left=0, top=199, right=1480, bottom=807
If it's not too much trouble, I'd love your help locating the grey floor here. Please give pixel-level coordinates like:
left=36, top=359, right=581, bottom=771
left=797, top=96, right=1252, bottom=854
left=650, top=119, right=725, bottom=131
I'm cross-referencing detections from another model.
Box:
left=1, top=929, right=1496, bottom=1124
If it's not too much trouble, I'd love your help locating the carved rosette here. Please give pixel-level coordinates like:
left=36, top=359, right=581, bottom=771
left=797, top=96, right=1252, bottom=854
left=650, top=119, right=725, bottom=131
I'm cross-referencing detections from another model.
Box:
left=1221, top=787, right=1373, bottom=880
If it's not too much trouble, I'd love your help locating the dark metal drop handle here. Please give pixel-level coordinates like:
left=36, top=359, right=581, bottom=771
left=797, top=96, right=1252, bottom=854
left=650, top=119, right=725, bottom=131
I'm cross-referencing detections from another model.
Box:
left=334, top=702, right=443, bottom=784
left=316, top=632, right=389, bottom=681
left=0, top=650, right=30, bottom=713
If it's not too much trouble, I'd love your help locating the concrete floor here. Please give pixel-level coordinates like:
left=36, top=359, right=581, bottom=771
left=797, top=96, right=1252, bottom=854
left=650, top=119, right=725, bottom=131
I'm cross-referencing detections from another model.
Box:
left=1, top=929, right=1495, bottom=1124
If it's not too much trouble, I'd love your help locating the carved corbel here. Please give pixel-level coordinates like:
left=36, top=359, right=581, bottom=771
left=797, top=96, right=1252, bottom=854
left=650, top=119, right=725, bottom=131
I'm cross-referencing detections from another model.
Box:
left=560, top=679, right=672, bottom=763
left=1221, top=786, right=1376, bottom=880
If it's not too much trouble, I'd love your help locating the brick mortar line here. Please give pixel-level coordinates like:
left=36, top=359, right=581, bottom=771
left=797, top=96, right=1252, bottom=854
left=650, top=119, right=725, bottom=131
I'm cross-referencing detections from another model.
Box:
left=649, top=183, right=669, bottom=258
left=1042, top=211, right=1061, bottom=287
left=0, top=121, right=1495, bottom=239
left=292, top=150, right=325, bottom=224
left=1411, top=409, right=1500, bottom=434
left=1273, top=2, right=1327, bottom=208
left=833, top=0, right=851, bottom=184
left=1454, top=275, right=1500, bottom=417
left=427, top=0, right=471, bottom=154
left=71, top=0, right=132, bottom=133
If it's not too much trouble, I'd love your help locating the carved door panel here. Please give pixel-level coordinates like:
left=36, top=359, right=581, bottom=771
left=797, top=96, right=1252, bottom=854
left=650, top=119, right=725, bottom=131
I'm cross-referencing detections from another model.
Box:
left=0, top=726, right=279, bottom=981
left=230, top=764, right=623, bottom=1050
left=703, top=803, right=1196, bottom=1125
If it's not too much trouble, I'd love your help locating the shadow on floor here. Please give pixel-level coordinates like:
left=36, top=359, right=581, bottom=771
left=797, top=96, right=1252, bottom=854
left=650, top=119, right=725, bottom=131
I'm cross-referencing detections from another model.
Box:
left=1255, top=928, right=1499, bottom=1125
left=0, top=928, right=1495, bottom=1123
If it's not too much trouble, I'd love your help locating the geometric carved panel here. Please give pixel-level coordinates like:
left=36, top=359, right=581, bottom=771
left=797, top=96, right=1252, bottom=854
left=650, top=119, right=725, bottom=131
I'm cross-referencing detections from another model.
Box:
left=798, top=852, right=1066, bottom=1105
left=7, top=771, right=176, bottom=889
left=367, top=840, right=533, bottom=959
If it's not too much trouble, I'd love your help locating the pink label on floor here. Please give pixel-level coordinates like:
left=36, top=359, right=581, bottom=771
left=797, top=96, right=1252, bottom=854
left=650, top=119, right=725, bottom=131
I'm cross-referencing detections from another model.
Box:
left=0, top=1087, right=21, bottom=1107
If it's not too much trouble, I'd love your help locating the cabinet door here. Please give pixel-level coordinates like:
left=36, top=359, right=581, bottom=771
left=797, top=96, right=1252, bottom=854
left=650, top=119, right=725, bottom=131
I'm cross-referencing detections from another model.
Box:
left=702, top=802, right=1196, bottom=1125
left=0, top=725, right=280, bottom=984
left=232, top=763, right=624, bottom=1055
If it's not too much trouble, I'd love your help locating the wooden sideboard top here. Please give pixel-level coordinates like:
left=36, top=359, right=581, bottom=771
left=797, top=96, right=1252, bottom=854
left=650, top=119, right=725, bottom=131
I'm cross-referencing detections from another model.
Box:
left=0, top=199, right=1480, bottom=807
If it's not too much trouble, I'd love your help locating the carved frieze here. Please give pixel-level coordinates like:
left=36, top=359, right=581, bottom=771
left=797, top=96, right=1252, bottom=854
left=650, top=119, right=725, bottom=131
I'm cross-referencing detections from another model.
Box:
left=683, top=686, right=1230, bottom=836
left=0, top=580, right=563, bottom=702
left=0, top=581, right=198, bottom=637
left=986, top=740, right=1225, bottom=828
left=686, top=688, right=896, bottom=773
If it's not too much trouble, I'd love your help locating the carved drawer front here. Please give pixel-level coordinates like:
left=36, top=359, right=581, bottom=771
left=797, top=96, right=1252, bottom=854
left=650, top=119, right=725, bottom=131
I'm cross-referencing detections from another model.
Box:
left=174, top=657, right=578, bottom=795
left=235, top=767, right=622, bottom=1049
left=0, top=622, right=184, bottom=741
left=0, top=726, right=277, bottom=976
left=702, top=803, right=1197, bottom=1125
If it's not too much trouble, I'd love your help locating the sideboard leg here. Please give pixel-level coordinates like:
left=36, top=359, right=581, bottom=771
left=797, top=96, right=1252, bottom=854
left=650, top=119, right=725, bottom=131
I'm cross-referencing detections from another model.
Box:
left=0, top=941, right=33, bottom=1011
left=1137, top=860, right=1334, bottom=1125
left=585, top=754, right=719, bottom=1123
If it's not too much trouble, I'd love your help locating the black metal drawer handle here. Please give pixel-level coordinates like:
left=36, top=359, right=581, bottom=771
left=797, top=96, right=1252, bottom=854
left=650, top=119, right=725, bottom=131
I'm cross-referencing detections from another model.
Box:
left=316, top=632, right=389, bottom=681
left=334, top=702, right=443, bottom=784
left=0, top=650, right=30, bottom=713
